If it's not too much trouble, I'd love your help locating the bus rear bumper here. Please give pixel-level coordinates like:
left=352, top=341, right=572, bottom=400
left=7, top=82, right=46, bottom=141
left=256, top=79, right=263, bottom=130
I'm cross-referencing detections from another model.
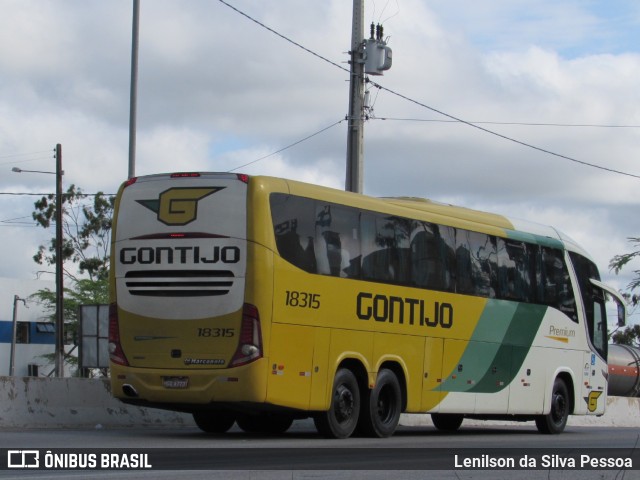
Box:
left=109, top=360, right=268, bottom=407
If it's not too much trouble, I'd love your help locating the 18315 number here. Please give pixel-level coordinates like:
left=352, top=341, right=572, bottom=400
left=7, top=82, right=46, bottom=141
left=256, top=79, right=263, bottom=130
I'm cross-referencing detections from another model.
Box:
left=285, top=290, right=320, bottom=309
left=197, top=328, right=234, bottom=338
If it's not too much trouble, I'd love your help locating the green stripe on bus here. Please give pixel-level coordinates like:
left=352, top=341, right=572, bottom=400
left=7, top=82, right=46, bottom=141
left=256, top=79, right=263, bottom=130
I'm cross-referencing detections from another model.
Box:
left=471, top=304, right=548, bottom=393
left=505, top=229, right=563, bottom=249
left=437, top=301, right=547, bottom=393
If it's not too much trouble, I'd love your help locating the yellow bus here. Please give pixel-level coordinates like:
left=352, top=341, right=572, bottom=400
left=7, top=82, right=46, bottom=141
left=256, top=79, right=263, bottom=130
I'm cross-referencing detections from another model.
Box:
left=109, top=173, right=626, bottom=438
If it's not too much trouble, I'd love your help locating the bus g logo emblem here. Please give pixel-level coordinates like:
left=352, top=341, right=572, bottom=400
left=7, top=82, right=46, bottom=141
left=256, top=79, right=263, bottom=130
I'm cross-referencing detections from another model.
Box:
left=137, top=187, right=222, bottom=226
left=585, top=391, right=602, bottom=412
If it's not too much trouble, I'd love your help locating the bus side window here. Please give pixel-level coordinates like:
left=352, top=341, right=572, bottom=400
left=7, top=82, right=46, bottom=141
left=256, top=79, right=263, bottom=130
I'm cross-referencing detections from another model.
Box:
left=410, top=222, right=455, bottom=292
left=411, top=222, right=436, bottom=288
left=315, top=204, right=361, bottom=279
left=539, top=247, right=577, bottom=322
left=270, top=193, right=317, bottom=273
left=456, top=230, right=496, bottom=298
left=592, top=289, right=607, bottom=358
left=361, top=213, right=411, bottom=285
left=497, top=239, right=534, bottom=302
left=387, top=216, right=412, bottom=285
left=568, top=251, right=607, bottom=357
left=456, top=232, right=473, bottom=295
left=362, top=213, right=392, bottom=282
left=439, top=225, right=457, bottom=292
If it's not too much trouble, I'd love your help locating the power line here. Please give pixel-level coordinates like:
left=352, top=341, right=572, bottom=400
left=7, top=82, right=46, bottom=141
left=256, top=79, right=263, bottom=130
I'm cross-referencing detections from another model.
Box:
left=372, top=117, right=640, bottom=128
left=217, top=0, right=349, bottom=74
left=228, top=119, right=345, bottom=172
left=0, top=150, right=52, bottom=160
left=0, top=193, right=61, bottom=196
left=0, top=156, right=55, bottom=167
left=0, top=223, right=39, bottom=227
left=0, top=149, right=54, bottom=167
left=2, top=119, right=345, bottom=190
left=1, top=215, right=32, bottom=222
left=0, top=192, right=116, bottom=196
left=217, top=1, right=640, bottom=181
left=2, top=119, right=344, bottom=192
left=0, top=215, right=39, bottom=227
left=367, top=79, right=640, bottom=180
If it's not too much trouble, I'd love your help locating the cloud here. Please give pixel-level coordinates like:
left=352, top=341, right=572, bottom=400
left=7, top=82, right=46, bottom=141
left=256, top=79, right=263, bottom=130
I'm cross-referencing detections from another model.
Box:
left=0, top=0, right=639, bottom=308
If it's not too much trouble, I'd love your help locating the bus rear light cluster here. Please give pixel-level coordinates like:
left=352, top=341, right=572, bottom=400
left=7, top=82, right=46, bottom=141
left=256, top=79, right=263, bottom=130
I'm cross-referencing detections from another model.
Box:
left=108, top=303, right=130, bottom=366
left=170, top=172, right=201, bottom=178
left=236, top=174, right=249, bottom=184
left=229, top=303, right=263, bottom=367
left=123, top=177, right=138, bottom=188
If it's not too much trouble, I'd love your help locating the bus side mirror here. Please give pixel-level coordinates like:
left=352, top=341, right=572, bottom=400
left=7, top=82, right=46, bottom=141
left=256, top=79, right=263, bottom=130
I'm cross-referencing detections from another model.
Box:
left=589, top=278, right=627, bottom=327
left=617, top=302, right=626, bottom=327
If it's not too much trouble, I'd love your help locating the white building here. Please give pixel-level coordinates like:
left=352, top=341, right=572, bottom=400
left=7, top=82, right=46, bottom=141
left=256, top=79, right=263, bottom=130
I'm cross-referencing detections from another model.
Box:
left=0, top=277, right=57, bottom=376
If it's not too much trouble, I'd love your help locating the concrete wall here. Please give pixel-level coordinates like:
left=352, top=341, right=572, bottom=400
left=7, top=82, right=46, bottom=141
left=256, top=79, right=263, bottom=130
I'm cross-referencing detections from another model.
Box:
left=0, top=377, right=193, bottom=429
left=1, top=376, right=639, bottom=429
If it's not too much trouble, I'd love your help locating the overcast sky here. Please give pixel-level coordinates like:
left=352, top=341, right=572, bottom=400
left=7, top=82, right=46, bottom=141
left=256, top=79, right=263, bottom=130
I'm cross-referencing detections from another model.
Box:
left=1, top=0, right=639, bottom=322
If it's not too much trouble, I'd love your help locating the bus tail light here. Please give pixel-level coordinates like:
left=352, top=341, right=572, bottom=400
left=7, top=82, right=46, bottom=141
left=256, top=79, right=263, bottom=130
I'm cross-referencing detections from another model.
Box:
left=229, top=303, right=263, bottom=367
left=123, top=177, right=138, bottom=188
left=108, top=303, right=129, bottom=366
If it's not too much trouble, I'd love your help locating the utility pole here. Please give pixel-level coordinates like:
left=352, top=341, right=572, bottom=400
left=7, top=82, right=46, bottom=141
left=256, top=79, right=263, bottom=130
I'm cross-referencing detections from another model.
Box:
left=55, top=143, right=64, bottom=377
left=345, top=1, right=392, bottom=194
left=345, top=0, right=365, bottom=194
left=9, top=146, right=65, bottom=376
left=128, top=0, right=140, bottom=179
left=9, top=296, right=26, bottom=376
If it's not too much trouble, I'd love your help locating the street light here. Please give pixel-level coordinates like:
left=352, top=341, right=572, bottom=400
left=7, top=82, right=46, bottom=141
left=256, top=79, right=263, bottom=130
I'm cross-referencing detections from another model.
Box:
left=11, top=144, right=65, bottom=377
left=11, top=167, right=62, bottom=175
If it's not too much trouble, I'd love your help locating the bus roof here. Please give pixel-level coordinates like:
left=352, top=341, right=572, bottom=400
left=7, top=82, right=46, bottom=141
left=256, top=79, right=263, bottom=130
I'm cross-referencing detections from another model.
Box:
left=120, top=173, right=590, bottom=259
left=381, top=196, right=588, bottom=253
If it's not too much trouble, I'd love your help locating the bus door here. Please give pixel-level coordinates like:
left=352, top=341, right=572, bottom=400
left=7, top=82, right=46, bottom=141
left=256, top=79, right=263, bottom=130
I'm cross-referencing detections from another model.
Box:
left=582, top=279, right=627, bottom=415
left=438, top=339, right=509, bottom=414
left=421, top=337, right=444, bottom=412
left=265, top=324, right=331, bottom=411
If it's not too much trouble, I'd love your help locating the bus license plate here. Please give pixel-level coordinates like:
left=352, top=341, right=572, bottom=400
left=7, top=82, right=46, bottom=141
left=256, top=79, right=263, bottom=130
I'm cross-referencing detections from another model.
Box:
left=162, top=376, right=189, bottom=389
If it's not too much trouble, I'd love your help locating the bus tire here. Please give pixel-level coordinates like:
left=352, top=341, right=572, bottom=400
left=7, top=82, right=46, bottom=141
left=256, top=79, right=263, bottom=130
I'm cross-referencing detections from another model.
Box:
left=314, top=368, right=360, bottom=439
left=193, top=411, right=236, bottom=433
left=535, top=377, right=570, bottom=434
left=431, top=413, right=463, bottom=432
left=358, top=369, right=402, bottom=438
left=236, top=413, right=294, bottom=434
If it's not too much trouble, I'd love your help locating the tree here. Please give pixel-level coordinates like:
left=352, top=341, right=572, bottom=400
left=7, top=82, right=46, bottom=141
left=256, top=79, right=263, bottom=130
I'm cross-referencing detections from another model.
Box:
left=32, top=185, right=114, bottom=282
left=611, top=324, right=640, bottom=348
left=30, top=186, right=115, bottom=375
left=610, top=236, right=640, bottom=307
left=30, top=277, right=110, bottom=356
left=610, top=237, right=640, bottom=347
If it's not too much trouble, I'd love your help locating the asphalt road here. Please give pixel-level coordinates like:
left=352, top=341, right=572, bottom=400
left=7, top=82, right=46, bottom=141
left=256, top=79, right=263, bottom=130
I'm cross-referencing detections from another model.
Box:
left=1, top=421, right=639, bottom=480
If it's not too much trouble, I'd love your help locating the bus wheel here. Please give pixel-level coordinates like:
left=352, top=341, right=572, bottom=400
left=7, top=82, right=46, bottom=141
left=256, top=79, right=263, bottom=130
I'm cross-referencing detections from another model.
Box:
left=358, top=369, right=402, bottom=438
left=535, top=377, right=570, bottom=434
left=193, top=411, right=236, bottom=433
left=236, top=413, right=294, bottom=434
left=431, top=413, right=463, bottom=432
left=314, top=368, right=360, bottom=439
